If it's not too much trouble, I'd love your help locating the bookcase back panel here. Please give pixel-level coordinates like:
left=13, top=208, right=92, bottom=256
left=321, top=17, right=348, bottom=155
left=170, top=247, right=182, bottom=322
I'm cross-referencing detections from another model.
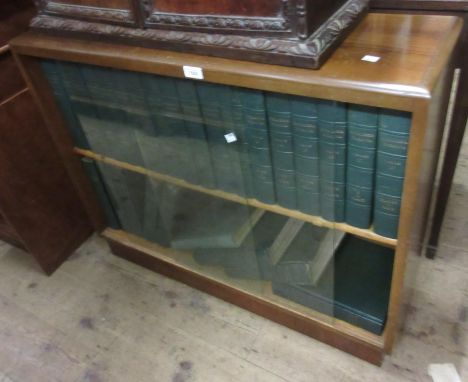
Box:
left=153, top=0, right=283, bottom=17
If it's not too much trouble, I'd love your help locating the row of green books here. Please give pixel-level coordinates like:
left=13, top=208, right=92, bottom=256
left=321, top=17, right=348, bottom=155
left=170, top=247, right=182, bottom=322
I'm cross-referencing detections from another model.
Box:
left=41, top=59, right=412, bottom=239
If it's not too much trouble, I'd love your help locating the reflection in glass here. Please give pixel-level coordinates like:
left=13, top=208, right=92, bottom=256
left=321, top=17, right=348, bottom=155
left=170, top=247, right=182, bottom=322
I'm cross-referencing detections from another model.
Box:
left=43, top=59, right=398, bottom=335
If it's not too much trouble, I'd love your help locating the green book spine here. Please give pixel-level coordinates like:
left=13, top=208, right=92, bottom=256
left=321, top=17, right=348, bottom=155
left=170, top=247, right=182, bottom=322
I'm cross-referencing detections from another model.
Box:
left=175, top=79, right=216, bottom=188
left=232, top=88, right=255, bottom=198
left=218, top=85, right=247, bottom=196
left=242, top=92, right=276, bottom=204
left=114, top=69, right=154, bottom=168
left=141, top=75, right=197, bottom=183
left=266, top=93, right=296, bottom=209
left=80, top=158, right=120, bottom=229
left=374, top=110, right=412, bottom=238
left=345, top=105, right=379, bottom=228
left=113, top=68, right=152, bottom=164
left=197, top=83, right=245, bottom=195
left=79, top=65, right=143, bottom=166
left=272, top=235, right=394, bottom=335
left=114, top=71, right=165, bottom=242
left=58, top=62, right=115, bottom=155
left=291, top=96, right=319, bottom=215
left=41, top=60, right=91, bottom=149
left=318, top=100, right=347, bottom=222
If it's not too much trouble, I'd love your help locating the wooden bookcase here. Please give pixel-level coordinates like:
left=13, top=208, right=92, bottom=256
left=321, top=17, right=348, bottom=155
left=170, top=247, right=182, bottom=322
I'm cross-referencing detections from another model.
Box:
left=10, top=13, right=461, bottom=364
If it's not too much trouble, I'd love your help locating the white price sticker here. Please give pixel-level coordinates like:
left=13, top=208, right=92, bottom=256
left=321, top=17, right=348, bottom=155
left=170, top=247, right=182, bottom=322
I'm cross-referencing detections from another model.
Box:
left=361, top=55, right=381, bottom=63
left=183, top=65, right=204, bottom=80
left=224, top=132, right=237, bottom=143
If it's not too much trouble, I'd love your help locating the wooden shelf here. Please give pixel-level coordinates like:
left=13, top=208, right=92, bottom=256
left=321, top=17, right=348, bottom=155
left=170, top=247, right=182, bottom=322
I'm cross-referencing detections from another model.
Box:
left=74, top=147, right=398, bottom=248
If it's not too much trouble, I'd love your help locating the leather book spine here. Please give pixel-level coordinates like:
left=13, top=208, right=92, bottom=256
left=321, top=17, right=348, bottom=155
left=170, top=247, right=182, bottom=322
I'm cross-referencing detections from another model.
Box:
left=80, top=65, right=143, bottom=166
left=374, top=110, right=412, bottom=238
left=231, top=88, right=256, bottom=198
left=345, top=105, right=379, bottom=228
left=243, top=93, right=276, bottom=204
left=318, top=100, right=347, bottom=222
left=266, top=93, right=297, bottom=209
left=291, top=96, right=319, bottom=215
left=176, top=79, right=216, bottom=188
left=141, top=75, right=195, bottom=182
left=197, top=82, right=245, bottom=195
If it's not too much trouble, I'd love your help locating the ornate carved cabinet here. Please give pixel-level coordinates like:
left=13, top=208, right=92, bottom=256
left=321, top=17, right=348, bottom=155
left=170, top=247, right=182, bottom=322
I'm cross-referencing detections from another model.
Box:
left=10, top=12, right=461, bottom=363
left=30, top=0, right=368, bottom=68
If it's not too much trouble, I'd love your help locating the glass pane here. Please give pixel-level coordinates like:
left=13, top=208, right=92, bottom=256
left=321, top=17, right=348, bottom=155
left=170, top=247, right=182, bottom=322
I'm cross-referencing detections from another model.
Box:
left=41, top=58, right=402, bottom=335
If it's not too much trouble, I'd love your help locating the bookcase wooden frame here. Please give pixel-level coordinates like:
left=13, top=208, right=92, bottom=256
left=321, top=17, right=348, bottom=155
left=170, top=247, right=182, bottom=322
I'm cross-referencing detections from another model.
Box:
left=10, top=13, right=461, bottom=364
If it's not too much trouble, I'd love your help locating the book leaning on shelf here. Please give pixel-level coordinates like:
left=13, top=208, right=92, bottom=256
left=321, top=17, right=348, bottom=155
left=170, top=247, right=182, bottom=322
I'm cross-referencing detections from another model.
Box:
left=194, top=212, right=289, bottom=280
left=170, top=190, right=263, bottom=250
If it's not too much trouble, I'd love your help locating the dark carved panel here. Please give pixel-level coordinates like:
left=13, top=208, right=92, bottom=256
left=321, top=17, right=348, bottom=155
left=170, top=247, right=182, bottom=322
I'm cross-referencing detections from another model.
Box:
left=153, top=0, right=283, bottom=17
left=145, top=13, right=290, bottom=33
left=31, top=0, right=368, bottom=68
left=144, top=0, right=291, bottom=35
left=42, top=0, right=136, bottom=25
left=54, top=0, right=131, bottom=7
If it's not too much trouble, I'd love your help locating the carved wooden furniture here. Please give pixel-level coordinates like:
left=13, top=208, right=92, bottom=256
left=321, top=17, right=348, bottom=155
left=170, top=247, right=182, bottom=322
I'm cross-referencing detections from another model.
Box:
left=0, top=0, right=92, bottom=274
left=370, top=1, right=468, bottom=258
left=10, top=13, right=461, bottom=363
left=30, top=0, right=369, bottom=68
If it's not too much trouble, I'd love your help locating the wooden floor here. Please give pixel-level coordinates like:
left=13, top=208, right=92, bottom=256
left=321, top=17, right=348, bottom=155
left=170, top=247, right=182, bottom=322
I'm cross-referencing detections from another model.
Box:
left=0, top=138, right=467, bottom=382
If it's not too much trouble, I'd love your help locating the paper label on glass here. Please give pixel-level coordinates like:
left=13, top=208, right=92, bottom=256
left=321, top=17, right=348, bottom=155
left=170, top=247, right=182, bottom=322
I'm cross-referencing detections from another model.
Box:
left=224, top=133, right=237, bottom=143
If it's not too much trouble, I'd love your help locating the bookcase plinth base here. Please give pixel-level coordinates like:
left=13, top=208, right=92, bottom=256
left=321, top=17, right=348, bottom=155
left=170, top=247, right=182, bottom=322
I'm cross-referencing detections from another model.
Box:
left=102, top=228, right=385, bottom=365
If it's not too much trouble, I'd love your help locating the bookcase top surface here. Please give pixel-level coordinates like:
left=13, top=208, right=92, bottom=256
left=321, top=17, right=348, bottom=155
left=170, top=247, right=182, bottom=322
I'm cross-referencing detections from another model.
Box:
left=10, top=13, right=461, bottom=109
